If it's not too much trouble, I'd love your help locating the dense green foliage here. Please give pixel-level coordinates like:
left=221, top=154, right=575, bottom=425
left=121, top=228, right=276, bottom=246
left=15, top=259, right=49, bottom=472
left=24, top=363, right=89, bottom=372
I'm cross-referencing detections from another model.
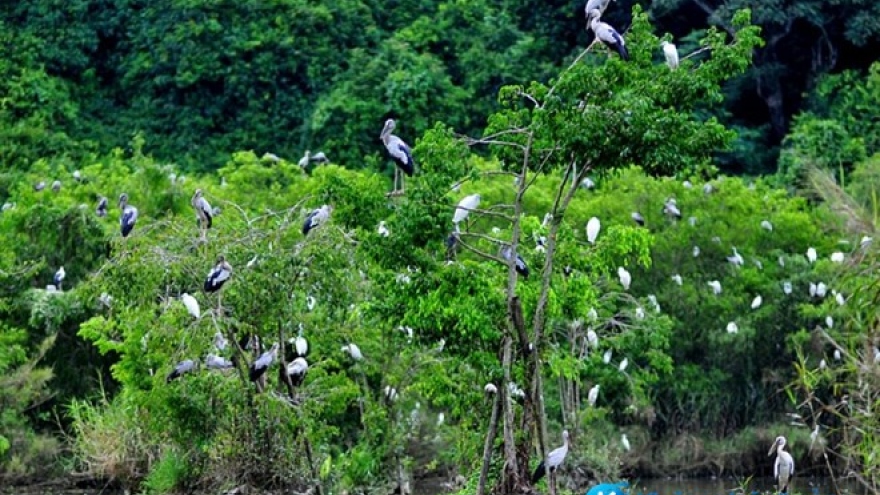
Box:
left=0, top=0, right=879, bottom=493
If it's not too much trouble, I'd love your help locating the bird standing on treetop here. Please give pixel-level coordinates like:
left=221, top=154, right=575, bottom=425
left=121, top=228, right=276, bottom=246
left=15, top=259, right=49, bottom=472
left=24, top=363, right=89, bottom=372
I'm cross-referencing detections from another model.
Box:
left=191, top=189, right=213, bottom=240
left=584, top=0, right=614, bottom=20
left=284, top=357, right=309, bottom=387
left=452, top=194, right=481, bottom=233
left=588, top=10, right=629, bottom=61
left=118, top=193, right=138, bottom=237
left=96, top=196, right=108, bottom=217
left=661, top=41, right=679, bottom=69
left=501, top=245, right=529, bottom=278
left=249, top=342, right=279, bottom=383
left=380, top=119, right=415, bottom=194
left=53, top=266, right=66, bottom=291
left=769, top=435, right=794, bottom=494
left=204, top=256, right=233, bottom=293
left=166, top=359, right=196, bottom=383
left=303, top=205, right=332, bottom=236
left=532, top=430, right=571, bottom=484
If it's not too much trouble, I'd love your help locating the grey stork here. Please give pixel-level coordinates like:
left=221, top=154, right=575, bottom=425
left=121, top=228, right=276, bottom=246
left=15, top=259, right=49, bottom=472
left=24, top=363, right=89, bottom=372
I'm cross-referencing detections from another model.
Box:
left=118, top=193, right=138, bottom=237
left=380, top=119, right=415, bottom=194
left=588, top=10, right=629, bottom=61
left=769, top=435, right=794, bottom=494
left=532, top=430, right=571, bottom=484
left=302, top=205, right=332, bottom=236
left=191, top=189, right=213, bottom=240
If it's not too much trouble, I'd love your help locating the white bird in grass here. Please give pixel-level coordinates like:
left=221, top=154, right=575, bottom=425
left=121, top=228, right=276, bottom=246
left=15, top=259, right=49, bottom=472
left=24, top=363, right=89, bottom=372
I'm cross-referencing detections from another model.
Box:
left=306, top=295, right=317, bottom=312
left=692, top=246, right=701, bottom=257
left=181, top=293, right=200, bottom=319
left=819, top=359, right=827, bottom=370
left=586, top=217, right=601, bottom=244
left=621, top=434, right=631, bottom=451
left=249, top=343, right=280, bottom=382
left=588, top=10, right=629, bottom=61
left=603, top=350, right=612, bottom=364
left=662, top=198, right=682, bottom=219
left=769, top=436, right=795, bottom=494
left=34, top=181, right=46, bottom=192
left=672, top=274, right=683, bottom=286
left=761, top=220, right=773, bottom=231
left=166, top=359, right=196, bottom=382
left=703, top=183, right=714, bottom=195
left=708, top=280, right=722, bottom=295
left=817, top=283, right=827, bottom=298
left=660, top=41, right=679, bottom=69
left=830, top=252, right=844, bottom=263
left=453, top=194, right=481, bottom=231
left=380, top=119, right=415, bottom=194
left=531, top=430, right=570, bottom=484
left=587, top=308, right=598, bottom=321
left=73, top=170, right=82, bottom=181
left=342, top=343, right=364, bottom=361
left=587, top=384, right=600, bottom=407
left=751, top=295, right=762, bottom=310
left=727, top=322, right=738, bottom=334
left=835, top=292, right=845, bottom=306
left=580, top=177, right=595, bottom=189
left=806, top=247, right=817, bottom=264
left=53, top=267, right=66, bottom=291
left=118, top=193, right=138, bottom=237
left=302, top=205, right=332, bottom=236
left=617, top=267, right=631, bottom=290
left=783, top=282, right=793, bottom=295
left=619, top=358, right=628, bottom=371
left=377, top=221, right=390, bottom=237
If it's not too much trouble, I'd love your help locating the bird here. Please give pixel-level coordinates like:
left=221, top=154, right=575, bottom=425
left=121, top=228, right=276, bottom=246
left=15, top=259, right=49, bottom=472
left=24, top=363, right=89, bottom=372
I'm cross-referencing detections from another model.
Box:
left=703, top=183, right=714, bottom=194
left=580, top=177, right=595, bottom=189
left=769, top=436, right=795, bottom=494
left=302, top=204, right=332, bottom=236
left=861, top=236, right=873, bottom=249
left=761, top=220, right=773, bottom=231
left=693, top=246, right=701, bottom=257
left=617, top=267, right=631, bottom=290
left=584, top=0, right=614, bottom=19
left=662, top=198, right=682, bottom=219
left=52, top=180, right=62, bottom=192
left=298, top=150, right=311, bottom=167
left=631, top=212, right=645, bottom=226
left=205, top=354, right=233, bottom=370
left=452, top=194, right=481, bottom=232
left=618, top=358, right=629, bottom=371
left=816, top=283, right=827, bottom=298
left=262, top=152, right=281, bottom=163
left=830, top=252, right=844, bottom=263
left=603, top=350, right=612, bottom=364
left=484, top=383, right=498, bottom=395
left=825, top=316, right=834, bottom=328
left=284, top=357, right=309, bottom=387
left=249, top=343, right=280, bottom=382
left=809, top=283, right=817, bottom=297
left=95, top=196, right=108, bottom=217
left=293, top=332, right=308, bottom=358
left=621, top=434, right=631, bottom=451
left=166, top=359, right=196, bottom=382
left=727, top=322, right=738, bottom=334
left=586, top=217, right=601, bottom=244
left=727, top=247, right=744, bottom=266
left=342, top=343, right=364, bottom=361
left=377, top=221, right=390, bottom=237
left=751, top=295, right=762, bottom=309
left=181, top=293, right=201, bottom=318
left=588, top=10, right=629, bottom=61
left=635, top=307, right=645, bottom=319
left=532, top=430, right=570, bottom=484
left=1, top=202, right=14, bottom=212
left=73, top=170, right=82, bottom=181
left=671, top=274, right=683, bottom=286
left=310, top=151, right=329, bottom=164
left=385, top=385, right=399, bottom=402
left=661, top=41, right=679, bottom=69
left=507, top=382, right=525, bottom=400
left=806, top=247, right=817, bottom=264
left=783, top=282, right=793, bottom=295
left=835, top=292, right=845, bottom=305
left=191, top=189, right=213, bottom=238
left=213, top=331, right=227, bottom=351
left=53, top=267, right=66, bottom=291
left=708, top=280, right=722, bottom=295
left=833, top=349, right=841, bottom=361
left=587, top=384, right=600, bottom=407
left=204, top=256, right=233, bottom=293
left=380, top=119, right=415, bottom=193
left=683, top=180, right=693, bottom=188
left=501, top=245, right=529, bottom=278
left=118, top=193, right=138, bottom=237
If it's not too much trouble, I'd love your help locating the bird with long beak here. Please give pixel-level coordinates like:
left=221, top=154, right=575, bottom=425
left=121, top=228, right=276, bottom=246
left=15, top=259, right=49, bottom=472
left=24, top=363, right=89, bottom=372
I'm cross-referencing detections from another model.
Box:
left=768, top=435, right=794, bottom=494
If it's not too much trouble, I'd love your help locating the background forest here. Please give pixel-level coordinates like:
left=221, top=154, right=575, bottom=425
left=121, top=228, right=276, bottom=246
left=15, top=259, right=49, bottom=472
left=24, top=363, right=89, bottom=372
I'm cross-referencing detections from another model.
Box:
left=1, top=0, right=880, bottom=494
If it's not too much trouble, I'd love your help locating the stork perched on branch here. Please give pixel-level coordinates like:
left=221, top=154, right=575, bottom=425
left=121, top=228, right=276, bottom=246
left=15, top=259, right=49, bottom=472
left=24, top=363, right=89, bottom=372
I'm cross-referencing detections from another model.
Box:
left=588, top=10, right=629, bottom=61
left=380, top=119, right=415, bottom=194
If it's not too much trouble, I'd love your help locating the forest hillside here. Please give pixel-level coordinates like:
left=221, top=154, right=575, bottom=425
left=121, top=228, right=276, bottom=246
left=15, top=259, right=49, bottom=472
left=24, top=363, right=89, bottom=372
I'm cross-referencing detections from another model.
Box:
left=1, top=1, right=880, bottom=495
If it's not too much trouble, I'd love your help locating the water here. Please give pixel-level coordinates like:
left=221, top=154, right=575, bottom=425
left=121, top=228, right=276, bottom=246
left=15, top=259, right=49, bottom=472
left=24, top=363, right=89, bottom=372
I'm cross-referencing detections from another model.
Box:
left=627, top=477, right=865, bottom=495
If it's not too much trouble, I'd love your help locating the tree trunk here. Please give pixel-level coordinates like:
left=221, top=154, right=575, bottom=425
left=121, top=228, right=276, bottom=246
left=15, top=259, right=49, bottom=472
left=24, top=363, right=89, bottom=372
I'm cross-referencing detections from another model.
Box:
left=477, top=393, right=502, bottom=495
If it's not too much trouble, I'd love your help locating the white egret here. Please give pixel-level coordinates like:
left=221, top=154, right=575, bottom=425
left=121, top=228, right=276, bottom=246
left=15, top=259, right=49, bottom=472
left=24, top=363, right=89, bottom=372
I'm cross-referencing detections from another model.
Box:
left=861, top=236, right=873, bottom=249
left=118, top=193, right=138, bottom=237
left=617, top=267, right=631, bottom=290
left=306, top=295, right=316, bottom=312
left=761, top=220, right=773, bottom=231
left=727, top=247, right=744, bottom=266
left=586, top=216, right=601, bottom=244
left=751, top=295, right=762, bottom=309
left=384, top=385, right=399, bottom=402
left=778, top=256, right=785, bottom=267
left=830, top=252, right=844, bottom=263
left=703, top=183, right=714, bottom=194
left=580, top=177, right=595, bottom=189
left=727, top=322, right=738, bottom=334
left=671, top=274, right=683, bottom=286
left=53, top=267, right=66, bottom=291
left=302, top=204, right=332, bottom=236
left=621, top=434, right=631, bottom=451
left=825, top=316, right=834, bottom=329
left=507, top=382, right=525, bottom=399
left=484, top=383, right=497, bottom=395
left=816, top=283, right=827, bottom=298
left=833, top=349, right=841, bottom=361
left=262, top=152, right=281, bottom=163
left=819, top=359, right=827, bottom=370
left=769, top=436, right=795, bottom=494
left=587, top=384, right=600, bottom=407
left=181, top=293, right=201, bottom=318
left=584, top=0, right=614, bottom=18
left=662, top=198, right=682, bottom=218
left=247, top=255, right=258, bottom=268
left=835, top=292, right=845, bottom=305
left=587, top=329, right=599, bottom=348
left=693, top=246, right=700, bottom=257
left=603, top=350, right=612, bottom=364
left=380, top=119, right=415, bottom=193
left=619, top=358, right=629, bottom=371
left=342, top=343, right=364, bottom=361
left=531, top=430, right=570, bottom=484
left=661, top=41, right=679, bottom=69
left=73, top=170, right=82, bottom=181
left=587, top=10, right=629, bottom=60
left=708, top=280, right=722, bottom=295
left=204, top=256, right=233, bottom=293
left=806, top=247, right=817, bottom=264
left=542, top=213, right=553, bottom=228
left=452, top=194, right=481, bottom=231
left=810, top=425, right=821, bottom=451
left=648, top=294, right=660, bottom=312
left=683, top=180, right=692, bottom=188
left=166, top=359, right=196, bottom=382
left=377, top=221, right=390, bottom=237
left=783, top=282, right=793, bottom=295
left=587, top=308, right=598, bottom=321
left=635, top=307, right=645, bottom=319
